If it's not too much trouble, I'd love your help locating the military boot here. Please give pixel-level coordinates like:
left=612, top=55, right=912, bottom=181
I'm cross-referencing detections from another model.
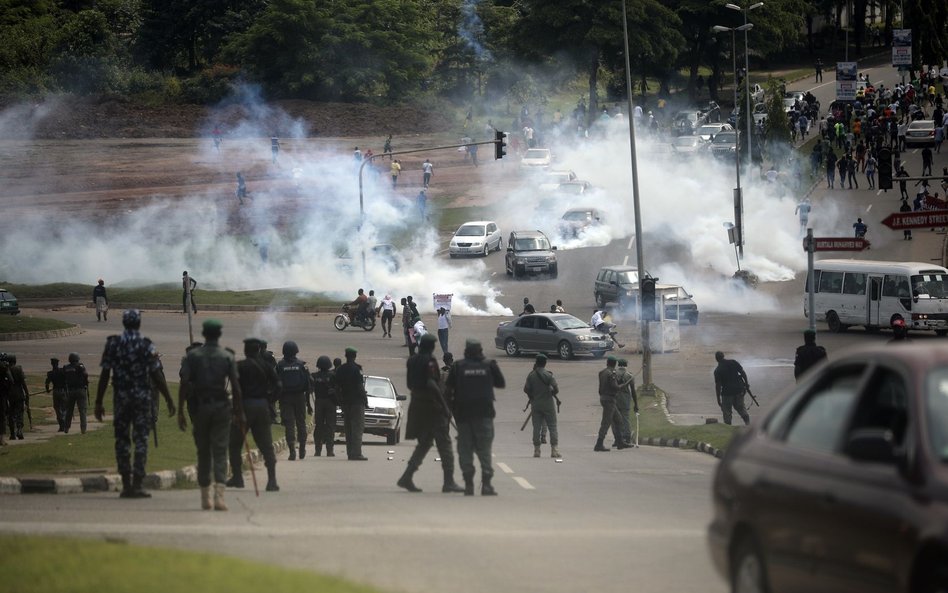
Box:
left=299, top=444, right=306, bottom=460
left=128, top=474, right=152, bottom=498
left=442, top=469, right=464, bottom=493
left=533, top=445, right=541, bottom=458
left=551, top=446, right=561, bottom=458
left=200, top=486, right=212, bottom=510
left=314, top=443, right=322, bottom=457
left=481, top=477, right=497, bottom=496
left=213, top=484, right=228, bottom=511
left=397, top=466, right=422, bottom=493
left=265, top=464, right=279, bottom=492
left=288, top=447, right=297, bottom=461
left=463, top=474, right=475, bottom=496
left=226, top=473, right=245, bottom=488
left=119, top=472, right=133, bottom=498
left=594, top=439, right=610, bottom=452
left=326, top=444, right=335, bottom=457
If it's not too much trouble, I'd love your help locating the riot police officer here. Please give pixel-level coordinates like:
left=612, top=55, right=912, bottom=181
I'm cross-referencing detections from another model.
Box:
left=276, top=341, right=311, bottom=460
left=229, top=337, right=281, bottom=492
left=335, top=347, right=368, bottom=460
left=45, top=358, right=68, bottom=432
left=62, top=352, right=89, bottom=434
left=311, top=356, right=338, bottom=457
left=4, top=354, right=28, bottom=439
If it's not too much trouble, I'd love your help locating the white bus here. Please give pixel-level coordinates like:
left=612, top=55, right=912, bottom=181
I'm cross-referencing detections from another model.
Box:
left=804, top=259, right=948, bottom=335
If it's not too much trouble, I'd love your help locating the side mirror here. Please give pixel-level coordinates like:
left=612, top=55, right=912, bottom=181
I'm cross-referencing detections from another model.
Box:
left=396, top=394, right=407, bottom=401
left=844, top=428, right=897, bottom=464
left=552, top=246, right=557, bottom=251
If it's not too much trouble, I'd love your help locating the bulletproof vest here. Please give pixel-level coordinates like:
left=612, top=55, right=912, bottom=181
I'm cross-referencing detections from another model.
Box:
left=452, top=358, right=495, bottom=419
left=311, top=371, right=334, bottom=400
left=406, top=353, right=436, bottom=392
left=237, top=357, right=270, bottom=400
left=186, top=347, right=231, bottom=400
left=48, top=368, right=67, bottom=390
left=62, top=363, right=87, bottom=389
left=277, top=359, right=307, bottom=393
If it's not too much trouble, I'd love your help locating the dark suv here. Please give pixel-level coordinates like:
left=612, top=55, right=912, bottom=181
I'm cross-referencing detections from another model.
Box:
left=593, top=265, right=642, bottom=309
left=0, top=289, right=20, bottom=315
left=505, top=230, right=558, bottom=278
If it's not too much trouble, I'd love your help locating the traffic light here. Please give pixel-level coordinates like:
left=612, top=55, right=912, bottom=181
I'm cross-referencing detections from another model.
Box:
left=877, top=147, right=892, bottom=190
left=640, top=276, right=657, bottom=321
left=494, top=129, right=507, bottom=160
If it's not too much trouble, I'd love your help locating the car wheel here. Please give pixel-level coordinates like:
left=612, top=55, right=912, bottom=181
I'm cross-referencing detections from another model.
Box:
left=557, top=340, right=573, bottom=360
left=688, top=313, right=699, bottom=326
left=549, top=265, right=558, bottom=279
left=496, top=238, right=503, bottom=252
left=386, top=426, right=399, bottom=445
left=826, top=311, right=847, bottom=333
left=514, top=266, right=524, bottom=278
left=731, top=535, right=770, bottom=593
left=333, top=315, right=348, bottom=331
left=483, top=244, right=490, bottom=257
left=504, top=338, right=520, bottom=357
left=595, top=292, right=606, bottom=309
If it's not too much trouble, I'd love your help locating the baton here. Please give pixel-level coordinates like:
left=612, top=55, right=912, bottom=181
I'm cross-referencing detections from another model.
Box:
left=519, top=407, right=533, bottom=431
left=634, top=412, right=640, bottom=447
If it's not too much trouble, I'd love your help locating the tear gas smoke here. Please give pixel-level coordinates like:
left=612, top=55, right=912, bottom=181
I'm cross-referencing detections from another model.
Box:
left=458, top=0, right=493, bottom=62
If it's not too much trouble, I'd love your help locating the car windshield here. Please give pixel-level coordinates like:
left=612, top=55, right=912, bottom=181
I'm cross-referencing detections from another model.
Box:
left=615, top=271, right=638, bottom=284
left=911, top=274, right=948, bottom=298
left=553, top=316, right=589, bottom=330
left=562, top=210, right=592, bottom=222
left=0, top=291, right=13, bottom=301
left=514, top=237, right=551, bottom=251
left=926, top=369, right=948, bottom=461
left=525, top=149, right=548, bottom=159
left=697, top=125, right=721, bottom=135
left=712, top=133, right=735, bottom=144
left=457, top=225, right=485, bottom=237
left=365, top=377, right=395, bottom=400
left=557, top=183, right=586, bottom=194
left=673, top=137, right=700, bottom=147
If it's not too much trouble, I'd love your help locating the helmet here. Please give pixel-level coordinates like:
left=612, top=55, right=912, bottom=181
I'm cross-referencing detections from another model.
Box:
left=892, top=318, right=906, bottom=328
left=68, top=352, right=80, bottom=364
left=282, top=341, right=299, bottom=357
left=122, top=309, right=142, bottom=329
left=316, top=355, right=332, bottom=371
left=6, top=354, right=15, bottom=365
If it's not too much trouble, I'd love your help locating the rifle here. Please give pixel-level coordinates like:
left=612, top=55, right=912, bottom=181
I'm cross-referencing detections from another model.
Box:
left=24, top=391, right=32, bottom=430
left=746, top=385, right=760, bottom=407
left=151, top=391, right=159, bottom=448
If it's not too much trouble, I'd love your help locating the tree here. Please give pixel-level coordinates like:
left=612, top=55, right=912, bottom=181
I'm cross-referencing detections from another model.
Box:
left=761, top=76, right=791, bottom=162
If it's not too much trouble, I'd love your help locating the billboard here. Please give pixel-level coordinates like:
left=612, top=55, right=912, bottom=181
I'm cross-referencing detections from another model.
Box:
left=892, top=29, right=912, bottom=66
left=836, top=62, right=857, bottom=101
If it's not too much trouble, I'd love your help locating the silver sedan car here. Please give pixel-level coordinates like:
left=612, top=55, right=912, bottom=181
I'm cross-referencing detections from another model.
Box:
left=494, top=313, right=614, bottom=360
left=336, top=375, right=407, bottom=445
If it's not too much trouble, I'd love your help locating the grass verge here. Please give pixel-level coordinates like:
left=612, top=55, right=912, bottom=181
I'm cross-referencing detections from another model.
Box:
left=636, top=386, right=737, bottom=452
left=0, top=535, right=384, bottom=593
left=0, top=316, right=74, bottom=333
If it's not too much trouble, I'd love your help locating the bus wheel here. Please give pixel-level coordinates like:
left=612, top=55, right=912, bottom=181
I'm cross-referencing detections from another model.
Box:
left=827, top=311, right=847, bottom=333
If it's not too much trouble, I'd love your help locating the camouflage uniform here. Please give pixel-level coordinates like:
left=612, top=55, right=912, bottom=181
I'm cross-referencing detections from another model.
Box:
left=100, top=329, right=163, bottom=481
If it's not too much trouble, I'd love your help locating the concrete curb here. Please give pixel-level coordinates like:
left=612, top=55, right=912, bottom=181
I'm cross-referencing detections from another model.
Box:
left=94, top=303, right=335, bottom=314
left=639, top=388, right=725, bottom=460
left=0, top=325, right=83, bottom=342
left=0, top=435, right=292, bottom=495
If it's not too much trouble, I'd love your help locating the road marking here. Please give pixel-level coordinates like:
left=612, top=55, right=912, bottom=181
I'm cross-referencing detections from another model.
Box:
left=867, top=204, right=873, bottom=212
left=622, top=254, right=628, bottom=266
left=877, top=189, right=883, bottom=196
left=512, top=476, right=535, bottom=490
left=626, top=236, right=635, bottom=250
left=496, top=462, right=514, bottom=474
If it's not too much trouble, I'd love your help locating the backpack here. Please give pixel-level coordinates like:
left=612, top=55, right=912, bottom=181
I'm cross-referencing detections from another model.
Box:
left=278, top=360, right=307, bottom=392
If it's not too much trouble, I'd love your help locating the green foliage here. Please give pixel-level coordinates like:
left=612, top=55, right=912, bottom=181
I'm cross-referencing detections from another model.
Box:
left=762, top=76, right=792, bottom=160
left=0, top=316, right=73, bottom=333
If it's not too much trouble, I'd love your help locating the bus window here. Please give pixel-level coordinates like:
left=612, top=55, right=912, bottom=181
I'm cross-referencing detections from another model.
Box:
left=911, top=274, right=948, bottom=298
left=805, top=270, right=820, bottom=293
left=842, top=272, right=867, bottom=295
left=818, top=271, right=843, bottom=293
left=883, top=275, right=910, bottom=297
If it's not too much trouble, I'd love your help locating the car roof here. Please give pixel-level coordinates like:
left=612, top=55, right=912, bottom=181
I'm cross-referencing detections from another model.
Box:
left=600, top=265, right=638, bottom=272
left=511, top=230, right=548, bottom=238
left=522, top=312, right=580, bottom=321
left=908, top=120, right=934, bottom=127
left=564, top=207, right=597, bottom=213
left=458, top=220, right=495, bottom=226
left=828, top=342, right=948, bottom=371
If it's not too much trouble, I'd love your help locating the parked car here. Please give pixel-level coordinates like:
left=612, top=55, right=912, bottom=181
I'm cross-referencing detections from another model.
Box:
left=673, top=110, right=706, bottom=136
left=520, top=148, right=553, bottom=168
left=671, top=135, right=709, bottom=156
left=708, top=343, right=948, bottom=593
left=594, top=265, right=647, bottom=309
left=335, top=375, right=406, bottom=445
left=709, top=131, right=739, bottom=159
left=449, top=221, right=503, bottom=257
left=554, top=180, right=594, bottom=196
left=505, top=230, right=558, bottom=278
left=0, top=289, right=19, bottom=315
left=696, top=123, right=734, bottom=141
left=558, top=207, right=605, bottom=238
left=905, top=120, right=936, bottom=147
left=662, top=285, right=699, bottom=325
left=538, top=169, right=578, bottom=191
left=495, top=313, right=614, bottom=360
left=752, top=102, right=768, bottom=125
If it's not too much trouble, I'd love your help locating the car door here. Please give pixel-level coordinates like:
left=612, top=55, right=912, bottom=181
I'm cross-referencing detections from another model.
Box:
left=514, top=315, right=538, bottom=350
left=603, top=270, right=617, bottom=303
left=813, top=363, right=914, bottom=593
left=866, top=275, right=883, bottom=327
left=487, top=223, right=500, bottom=250
left=750, top=363, right=868, bottom=591
left=534, top=316, right=558, bottom=353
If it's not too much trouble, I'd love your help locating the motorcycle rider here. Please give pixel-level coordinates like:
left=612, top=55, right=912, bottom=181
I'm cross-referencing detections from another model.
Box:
left=349, top=289, right=369, bottom=324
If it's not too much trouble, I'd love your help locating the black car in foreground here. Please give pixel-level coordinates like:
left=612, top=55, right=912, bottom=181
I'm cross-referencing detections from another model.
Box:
left=708, top=343, right=948, bottom=593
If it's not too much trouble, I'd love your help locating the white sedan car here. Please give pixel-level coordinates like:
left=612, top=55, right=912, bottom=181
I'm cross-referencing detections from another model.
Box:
left=449, top=220, right=503, bottom=257
left=520, top=148, right=552, bottom=168
left=696, top=122, right=734, bottom=141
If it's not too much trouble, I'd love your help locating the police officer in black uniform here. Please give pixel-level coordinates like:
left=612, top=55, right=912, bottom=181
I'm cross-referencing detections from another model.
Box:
left=4, top=354, right=28, bottom=439
left=311, top=355, right=338, bottom=457
left=276, top=341, right=312, bottom=460
left=713, top=351, right=750, bottom=425
left=45, top=358, right=68, bottom=432
left=62, top=352, right=90, bottom=434
left=336, top=347, right=368, bottom=460
left=229, top=337, right=281, bottom=492
left=399, top=334, right=464, bottom=493
left=793, top=329, right=827, bottom=380
left=444, top=339, right=505, bottom=496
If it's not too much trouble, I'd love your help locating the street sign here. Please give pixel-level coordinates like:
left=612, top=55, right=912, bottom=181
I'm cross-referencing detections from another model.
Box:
left=881, top=210, right=948, bottom=230
left=803, top=236, right=871, bottom=252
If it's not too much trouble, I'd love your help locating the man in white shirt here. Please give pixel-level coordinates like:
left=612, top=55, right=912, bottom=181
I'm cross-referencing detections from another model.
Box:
left=590, top=310, right=625, bottom=348
left=436, top=307, right=452, bottom=355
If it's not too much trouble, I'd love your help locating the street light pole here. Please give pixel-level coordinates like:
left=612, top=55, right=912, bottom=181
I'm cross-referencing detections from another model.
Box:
left=726, top=3, right=763, bottom=182
left=714, top=23, right=753, bottom=259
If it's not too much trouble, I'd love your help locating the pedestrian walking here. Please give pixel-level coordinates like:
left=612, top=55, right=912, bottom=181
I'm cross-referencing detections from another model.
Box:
left=815, top=58, right=823, bottom=83
left=825, top=150, right=837, bottom=189
left=45, top=358, right=67, bottom=432
left=227, top=337, right=281, bottom=492
left=595, top=356, right=629, bottom=451
left=523, top=354, right=560, bottom=459
left=310, top=356, right=337, bottom=457
left=399, top=334, right=464, bottom=493
left=793, top=329, right=827, bottom=380
left=416, top=189, right=427, bottom=220
left=94, top=309, right=176, bottom=498
left=901, top=198, right=914, bottom=240
left=390, top=159, right=401, bottom=189
left=422, top=158, right=433, bottom=188
left=853, top=217, right=868, bottom=238
left=62, top=352, right=89, bottom=434
left=713, top=351, right=750, bottom=425
left=378, top=294, right=396, bottom=338
left=922, top=146, right=933, bottom=176
left=444, top=339, right=505, bottom=495
left=276, top=341, right=312, bottom=461
left=92, top=279, right=109, bottom=322
left=613, top=359, right=639, bottom=447
left=865, top=153, right=877, bottom=189
left=897, top=166, right=910, bottom=199
left=401, top=297, right=412, bottom=348
left=383, top=134, right=393, bottom=159
left=182, top=271, right=197, bottom=314
left=436, top=307, right=451, bottom=355
left=847, top=154, right=859, bottom=189
left=795, top=198, right=812, bottom=236
left=236, top=172, right=247, bottom=204
left=336, top=347, right=368, bottom=460
left=177, top=319, right=240, bottom=511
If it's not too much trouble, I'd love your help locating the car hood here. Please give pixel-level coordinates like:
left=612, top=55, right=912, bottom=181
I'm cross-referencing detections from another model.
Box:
left=366, top=395, right=398, bottom=409
left=511, top=250, right=555, bottom=258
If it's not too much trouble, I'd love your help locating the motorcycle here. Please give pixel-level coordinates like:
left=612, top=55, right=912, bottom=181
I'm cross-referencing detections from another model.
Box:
left=334, top=304, right=377, bottom=332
